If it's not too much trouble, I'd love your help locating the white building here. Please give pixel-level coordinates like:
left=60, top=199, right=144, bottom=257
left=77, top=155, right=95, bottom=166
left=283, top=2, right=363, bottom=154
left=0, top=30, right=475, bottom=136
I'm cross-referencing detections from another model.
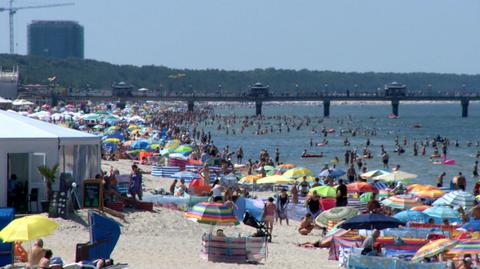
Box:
left=0, top=110, right=100, bottom=210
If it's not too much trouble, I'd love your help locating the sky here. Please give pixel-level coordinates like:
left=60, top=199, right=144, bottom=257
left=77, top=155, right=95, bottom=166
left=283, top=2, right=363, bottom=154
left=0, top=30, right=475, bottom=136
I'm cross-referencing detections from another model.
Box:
left=0, top=0, right=479, bottom=74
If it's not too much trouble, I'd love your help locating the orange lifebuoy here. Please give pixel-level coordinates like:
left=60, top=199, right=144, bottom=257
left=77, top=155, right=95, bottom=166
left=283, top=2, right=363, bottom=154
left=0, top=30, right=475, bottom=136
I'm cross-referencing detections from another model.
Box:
left=14, top=241, right=28, bottom=262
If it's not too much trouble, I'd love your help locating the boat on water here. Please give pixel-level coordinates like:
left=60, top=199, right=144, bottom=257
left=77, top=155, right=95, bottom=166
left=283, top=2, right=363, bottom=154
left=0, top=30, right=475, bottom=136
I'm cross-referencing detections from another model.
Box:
left=301, top=153, right=323, bottom=158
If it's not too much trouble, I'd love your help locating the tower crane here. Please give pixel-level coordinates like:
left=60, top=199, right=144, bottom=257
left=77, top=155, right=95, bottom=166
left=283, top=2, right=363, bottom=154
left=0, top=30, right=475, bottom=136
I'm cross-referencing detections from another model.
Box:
left=0, top=0, right=74, bottom=54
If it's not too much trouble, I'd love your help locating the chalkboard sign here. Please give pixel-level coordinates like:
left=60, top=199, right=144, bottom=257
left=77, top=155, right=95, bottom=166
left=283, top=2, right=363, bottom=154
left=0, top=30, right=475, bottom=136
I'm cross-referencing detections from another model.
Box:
left=83, top=179, right=103, bottom=209
left=48, top=191, right=68, bottom=219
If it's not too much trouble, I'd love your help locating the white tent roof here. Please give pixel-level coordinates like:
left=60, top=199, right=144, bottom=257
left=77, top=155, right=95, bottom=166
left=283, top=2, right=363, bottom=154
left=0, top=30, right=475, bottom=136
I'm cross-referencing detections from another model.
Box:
left=0, top=110, right=99, bottom=144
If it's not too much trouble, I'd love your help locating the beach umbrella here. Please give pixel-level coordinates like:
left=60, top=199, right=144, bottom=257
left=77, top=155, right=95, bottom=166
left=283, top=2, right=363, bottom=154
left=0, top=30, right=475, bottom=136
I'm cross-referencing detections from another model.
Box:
left=102, top=138, right=120, bottom=144
left=407, top=184, right=438, bottom=192
left=238, top=175, right=262, bottom=185
left=435, top=191, right=475, bottom=209
left=374, top=170, right=417, bottom=182
left=411, top=205, right=432, bottom=212
left=338, top=213, right=405, bottom=230
left=359, top=192, right=375, bottom=203
left=165, top=139, right=181, bottom=149
left=360, top=170, right=390, bottom=179
left=372, top=180, right=389, bottom=190
left=448, top=239, right=480, bottom=255
left=423, top=206, right=460, bottom=219
left=168, top=153, right=189, bottom=160
left=411, top=239, right=458, bottom=262
left=315, top=207, right=359, bottom=227
left=256, top=175, right=294, bottom=185
left=185, top=202, right=239, bottom=225
left=130, top=139, right=150, bottom=150
left=127, top=124, right=140, bottom=130
left=174, top=145, right=193, bottom=153
left=309, top=185, right=337, bottom=198
left=318, top=168, right=345, bottom=178
left=381, top=195, right=423, bottom=210
left=278, top=163, right=296, bottom=169
left=459, top=219, right=480, bottom=232
left=393, top=210, right=428, bottom=223
left=83, top=114, right=100, bottom=121
left=413, top=189, right=445, bottom=199
left=0, top=215, right=58, bottom=242
left=283, top=167, right=313, bottom=179
left=347, top=182, right=378, bottom=193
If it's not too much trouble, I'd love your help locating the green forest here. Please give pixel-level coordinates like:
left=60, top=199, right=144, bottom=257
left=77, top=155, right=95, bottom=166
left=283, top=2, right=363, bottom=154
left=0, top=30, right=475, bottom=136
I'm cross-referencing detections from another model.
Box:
left=1, top=54, right=479, bottom=94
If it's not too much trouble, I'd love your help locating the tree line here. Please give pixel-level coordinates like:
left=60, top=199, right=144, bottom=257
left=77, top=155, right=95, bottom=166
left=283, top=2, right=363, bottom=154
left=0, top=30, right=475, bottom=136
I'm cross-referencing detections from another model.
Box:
left=1, top=54, right=479, bottom=94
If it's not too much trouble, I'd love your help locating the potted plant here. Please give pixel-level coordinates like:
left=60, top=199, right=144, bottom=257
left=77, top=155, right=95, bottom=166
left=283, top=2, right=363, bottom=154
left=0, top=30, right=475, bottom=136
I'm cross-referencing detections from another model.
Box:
left=37, top=164, right=59, bottom=212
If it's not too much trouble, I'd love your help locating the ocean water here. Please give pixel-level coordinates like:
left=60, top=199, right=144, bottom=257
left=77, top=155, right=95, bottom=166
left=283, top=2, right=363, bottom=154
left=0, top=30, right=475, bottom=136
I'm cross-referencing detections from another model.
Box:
left=204, top=102, right=480, bottom=187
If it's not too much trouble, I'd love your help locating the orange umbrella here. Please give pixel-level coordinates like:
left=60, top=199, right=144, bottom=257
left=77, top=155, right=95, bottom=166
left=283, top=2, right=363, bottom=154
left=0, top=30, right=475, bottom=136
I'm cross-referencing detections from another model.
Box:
left=347, top=182, right=378, bottom=193
left=411, top=205, right=432, bottom=212
left=278, top=163, right=296, bottom=169
left=414, top=190, right=445, bottom=199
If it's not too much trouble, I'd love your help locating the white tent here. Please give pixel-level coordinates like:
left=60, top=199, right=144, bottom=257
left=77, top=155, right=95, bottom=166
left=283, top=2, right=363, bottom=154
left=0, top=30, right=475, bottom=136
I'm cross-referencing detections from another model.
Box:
left=0, top=110, right=101, bottom=209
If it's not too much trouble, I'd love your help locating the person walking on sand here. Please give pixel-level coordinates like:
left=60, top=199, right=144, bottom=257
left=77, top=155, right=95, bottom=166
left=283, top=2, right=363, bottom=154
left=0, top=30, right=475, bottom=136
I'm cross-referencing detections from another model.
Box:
left=276, top=189, right=290, bottom=225
left=263, top=197, right=276, bottom=240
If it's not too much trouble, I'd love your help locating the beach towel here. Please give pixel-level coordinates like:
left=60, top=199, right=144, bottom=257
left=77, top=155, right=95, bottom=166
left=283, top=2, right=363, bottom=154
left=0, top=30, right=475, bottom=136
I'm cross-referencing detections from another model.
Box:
left=377, top=237, right=427, bottom=257
left=329, top=235, right=364, bottom=260
left=347, top=254, right=447, bottom=269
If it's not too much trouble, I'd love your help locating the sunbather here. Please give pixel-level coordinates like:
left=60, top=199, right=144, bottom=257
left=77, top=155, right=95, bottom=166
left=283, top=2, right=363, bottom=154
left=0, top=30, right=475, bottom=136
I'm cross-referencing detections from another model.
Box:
left=298, top=213, right=315, bottom=235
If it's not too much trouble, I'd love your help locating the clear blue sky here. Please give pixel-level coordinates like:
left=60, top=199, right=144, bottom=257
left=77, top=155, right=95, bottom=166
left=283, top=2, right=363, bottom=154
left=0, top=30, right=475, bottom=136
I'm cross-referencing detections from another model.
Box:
left=1, top=0, right=479, bottom=74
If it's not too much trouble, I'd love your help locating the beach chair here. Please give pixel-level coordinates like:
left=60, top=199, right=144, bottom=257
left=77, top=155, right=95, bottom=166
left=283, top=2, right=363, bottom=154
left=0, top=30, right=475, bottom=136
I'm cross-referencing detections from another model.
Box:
left=75, top=211, right=121, bottom=263
left=201, top=234, right=267, bottom=264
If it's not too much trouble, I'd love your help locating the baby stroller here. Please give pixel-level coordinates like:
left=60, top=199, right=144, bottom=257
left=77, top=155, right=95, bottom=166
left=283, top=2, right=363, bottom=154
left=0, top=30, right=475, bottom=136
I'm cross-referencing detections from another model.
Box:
left=243, top=211, right=272, bottom=242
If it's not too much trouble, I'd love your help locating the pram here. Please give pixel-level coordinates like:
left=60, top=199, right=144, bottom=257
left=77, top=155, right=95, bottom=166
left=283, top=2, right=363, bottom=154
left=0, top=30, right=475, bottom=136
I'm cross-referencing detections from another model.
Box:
left=243, top=211, right=272, bottom=242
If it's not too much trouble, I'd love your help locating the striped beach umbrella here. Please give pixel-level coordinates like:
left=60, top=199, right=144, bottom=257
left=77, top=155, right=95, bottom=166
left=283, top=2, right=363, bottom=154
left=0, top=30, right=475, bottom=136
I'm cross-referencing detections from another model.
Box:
left=434, top=191, right=475, bottom=209
left=381, top=195, right=423, bottom=210
left=412, top=239, right=458, bottom=262
left=315, top=207, right=359, bottom=227
left=423, top=206, right=460, bottom=219
left=185, top=202, right=239, bottom=225
left=448, top=239, right=480, bottom=255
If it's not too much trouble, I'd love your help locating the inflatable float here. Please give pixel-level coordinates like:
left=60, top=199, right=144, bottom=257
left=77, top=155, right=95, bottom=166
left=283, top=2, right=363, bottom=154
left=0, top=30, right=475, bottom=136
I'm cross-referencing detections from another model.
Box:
left=301, top=153, right=323, bottom=158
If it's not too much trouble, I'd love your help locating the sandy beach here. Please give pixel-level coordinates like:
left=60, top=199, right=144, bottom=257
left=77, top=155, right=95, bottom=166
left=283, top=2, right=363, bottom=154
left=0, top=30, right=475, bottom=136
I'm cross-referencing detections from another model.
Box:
left=37, top=159, right=338, bottom=269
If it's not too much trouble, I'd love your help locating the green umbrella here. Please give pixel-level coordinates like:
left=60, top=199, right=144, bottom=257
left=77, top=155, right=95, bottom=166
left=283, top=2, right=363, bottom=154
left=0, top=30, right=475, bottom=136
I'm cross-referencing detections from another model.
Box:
left=360, top=192, right=374, bottom=203
left=309, top=185, right=337, bottom=198
left=174, top=145, right=193, bottom=153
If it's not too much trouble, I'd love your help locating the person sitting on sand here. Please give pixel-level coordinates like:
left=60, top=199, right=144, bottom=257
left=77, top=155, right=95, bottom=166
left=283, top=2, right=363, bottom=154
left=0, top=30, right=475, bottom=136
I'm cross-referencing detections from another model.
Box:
left=38, top=249, right=53, bottom=269
left=216, top=229, right=226, bottom=237
left=298, top=213, right=315, bottom=235
left=361, top=229, right=380, bottom=256
left=28, top=239, right=45, bottom=268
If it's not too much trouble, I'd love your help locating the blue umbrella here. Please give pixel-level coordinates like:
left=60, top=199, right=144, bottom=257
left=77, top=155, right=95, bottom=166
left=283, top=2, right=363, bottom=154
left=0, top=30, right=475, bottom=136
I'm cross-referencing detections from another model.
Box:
left=460, top=219, right=480, bottom=232
left=393, top=210, right=428, bottom=223
left=130, top=139, right=150, bottom=150
left=319, top=168, right=346, bottom=178
left=338, top=213, right=406, bottom=230
left=423, top=206, right=460, bottom=219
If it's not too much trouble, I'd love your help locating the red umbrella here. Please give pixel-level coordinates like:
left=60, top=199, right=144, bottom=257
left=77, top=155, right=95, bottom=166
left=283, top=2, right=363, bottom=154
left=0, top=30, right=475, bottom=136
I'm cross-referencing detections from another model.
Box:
left=347, top=182, right=378, bottom=193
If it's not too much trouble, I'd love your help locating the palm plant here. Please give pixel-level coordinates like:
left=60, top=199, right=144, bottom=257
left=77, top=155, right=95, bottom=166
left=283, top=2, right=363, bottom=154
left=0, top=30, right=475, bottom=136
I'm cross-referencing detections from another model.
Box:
left=37, top=164, right=59, bottom=202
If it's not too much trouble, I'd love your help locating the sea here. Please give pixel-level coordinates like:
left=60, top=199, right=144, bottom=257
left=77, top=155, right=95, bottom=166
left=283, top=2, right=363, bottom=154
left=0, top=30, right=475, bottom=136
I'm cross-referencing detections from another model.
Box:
left=202, top=102, right=480, bottom=187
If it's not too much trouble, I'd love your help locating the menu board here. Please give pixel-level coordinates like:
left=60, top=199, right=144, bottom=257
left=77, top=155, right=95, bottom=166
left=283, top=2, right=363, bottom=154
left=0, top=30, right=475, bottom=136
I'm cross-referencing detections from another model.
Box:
left=48, top=191, right=68, bottom=219
left=83, top=179, right=103, bottom=209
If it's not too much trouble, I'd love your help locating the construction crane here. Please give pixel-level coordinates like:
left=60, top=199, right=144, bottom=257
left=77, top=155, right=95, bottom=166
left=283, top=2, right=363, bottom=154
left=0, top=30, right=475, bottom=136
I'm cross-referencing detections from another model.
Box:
left=0, top=0, right=75, bottom=54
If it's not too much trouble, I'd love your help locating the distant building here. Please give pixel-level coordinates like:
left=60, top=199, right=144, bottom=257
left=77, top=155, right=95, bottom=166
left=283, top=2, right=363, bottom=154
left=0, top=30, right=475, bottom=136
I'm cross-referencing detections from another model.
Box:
left=112, top=81, right=133, bottom=97
left=248, top=82, right=270, bottom=97
left=0, top=66, right=19, bottom=99
left=28, top=20, right=84, bottom=59
left=384, top=81, right=407, bottom=97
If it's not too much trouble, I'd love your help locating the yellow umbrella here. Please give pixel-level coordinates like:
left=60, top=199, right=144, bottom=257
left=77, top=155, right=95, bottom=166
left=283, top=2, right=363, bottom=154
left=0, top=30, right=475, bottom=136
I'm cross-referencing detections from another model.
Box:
left=257, top=175, right=294, bottom=184
left=0, top=215, right=58, bottom=242
left=278, top=163, right=296, bottom=169
left=283, top=167, right=313, bottom=179
left=414, top=189, right=445, bottom=199
left=103, top=138, right=120, bottom=143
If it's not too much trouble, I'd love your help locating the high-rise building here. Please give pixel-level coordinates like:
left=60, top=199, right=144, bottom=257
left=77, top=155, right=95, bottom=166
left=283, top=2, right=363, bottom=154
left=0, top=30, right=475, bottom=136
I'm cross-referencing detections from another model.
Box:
left=28, top=20, right=84, bottom=59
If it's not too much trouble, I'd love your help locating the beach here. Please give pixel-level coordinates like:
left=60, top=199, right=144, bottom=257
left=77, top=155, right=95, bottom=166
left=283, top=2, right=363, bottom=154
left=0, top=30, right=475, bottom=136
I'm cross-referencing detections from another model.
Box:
left=39, top=160, right=338, bottom=269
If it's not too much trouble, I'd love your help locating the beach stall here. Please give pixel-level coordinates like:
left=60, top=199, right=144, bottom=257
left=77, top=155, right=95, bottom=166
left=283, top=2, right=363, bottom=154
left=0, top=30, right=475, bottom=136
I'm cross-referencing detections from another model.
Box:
left=0, top=110, right=100, bottom=211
